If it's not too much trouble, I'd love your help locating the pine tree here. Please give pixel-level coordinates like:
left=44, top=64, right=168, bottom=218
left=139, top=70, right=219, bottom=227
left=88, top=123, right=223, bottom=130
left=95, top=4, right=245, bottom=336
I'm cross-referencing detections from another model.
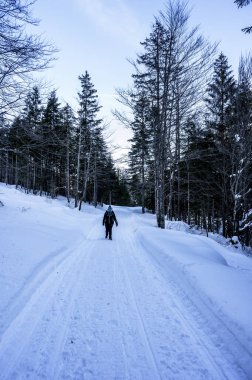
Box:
left=205, top=53, right=236, bottom=136
left=23, top=86, right=42, bottom=129
left=41, top=90, right=62, bottom=197
left=182, top=117, right=217, bottom=232
left=61, top=103, right=76, bottom=202
left=205, top=53, right=237, bottom=236
left=76, top=71, right=102, bottom=209
left=6, top=87, right=44, bottom=192
left=128, top=88, right=152, bottom=213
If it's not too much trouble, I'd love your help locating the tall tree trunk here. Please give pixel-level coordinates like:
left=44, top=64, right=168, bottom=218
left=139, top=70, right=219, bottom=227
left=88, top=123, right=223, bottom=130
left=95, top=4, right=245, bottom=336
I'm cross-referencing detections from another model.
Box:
left=141, top=149, right=145, bottom=214
left=187, top=164, right=190, bottom=225
left=5, top=150, right=9, bottom=185
left=26, top=150, right=30, bottom=193
left=75, top=126, right=82, bottom=208
left=66, top=128, right=70, bottom=203
left=93, top=152, right=97, bottom=207
left=79, top=148, right=91, bottom=211
left=32, top=161, right=36, bottom=193
left=15, top=152, right=18, bottom=188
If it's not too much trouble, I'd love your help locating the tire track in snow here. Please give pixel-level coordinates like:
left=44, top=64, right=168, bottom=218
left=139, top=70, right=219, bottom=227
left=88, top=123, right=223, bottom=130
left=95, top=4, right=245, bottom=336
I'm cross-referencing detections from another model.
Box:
left=123, top=213, right=247, bottom=379
left=108, top=210, right=163, bottom=379
left=52, top=216, right=163, bottom=379
left=0, top=236, right=86, bottom=336
left=115, top=242, right=163, bottom=380
left=112, top=215, right=245, bottom=380
left=0, top=222, right=100, bottom=380
left=54, top=235, right=128, bottom=379
left=133, top=230, right=250, bottom=378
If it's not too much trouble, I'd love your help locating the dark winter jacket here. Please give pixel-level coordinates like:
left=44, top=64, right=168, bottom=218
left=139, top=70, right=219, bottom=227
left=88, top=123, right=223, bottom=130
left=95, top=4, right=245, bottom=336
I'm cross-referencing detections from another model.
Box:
left=103, top=210, right=118, bottom=227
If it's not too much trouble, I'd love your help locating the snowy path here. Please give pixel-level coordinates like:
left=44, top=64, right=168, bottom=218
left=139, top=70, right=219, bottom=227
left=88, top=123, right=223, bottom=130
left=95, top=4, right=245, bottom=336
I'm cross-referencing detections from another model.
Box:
left=0, top=205, right=251, bottom=379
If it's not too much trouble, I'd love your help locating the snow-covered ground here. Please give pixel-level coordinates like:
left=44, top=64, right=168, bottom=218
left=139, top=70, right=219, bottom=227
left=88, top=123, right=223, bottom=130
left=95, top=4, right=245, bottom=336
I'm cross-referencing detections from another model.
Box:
left=0, top=183, right=252, bottom=379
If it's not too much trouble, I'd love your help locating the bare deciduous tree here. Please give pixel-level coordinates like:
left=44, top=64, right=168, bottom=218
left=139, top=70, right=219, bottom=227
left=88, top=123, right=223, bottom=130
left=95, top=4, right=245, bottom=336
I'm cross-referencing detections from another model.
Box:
left=0, top=0, right=56, bottom=116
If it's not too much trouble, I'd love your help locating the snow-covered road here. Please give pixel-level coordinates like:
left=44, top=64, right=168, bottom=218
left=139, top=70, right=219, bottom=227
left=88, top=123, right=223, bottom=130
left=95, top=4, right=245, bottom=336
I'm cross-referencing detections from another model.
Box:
left=0, top=185, right=252, bottom=379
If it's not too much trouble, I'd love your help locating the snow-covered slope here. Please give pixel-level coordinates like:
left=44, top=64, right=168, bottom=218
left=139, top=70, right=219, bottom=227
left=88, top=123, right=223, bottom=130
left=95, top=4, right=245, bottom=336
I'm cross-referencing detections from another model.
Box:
left=0, top=183, right=252, bottom=379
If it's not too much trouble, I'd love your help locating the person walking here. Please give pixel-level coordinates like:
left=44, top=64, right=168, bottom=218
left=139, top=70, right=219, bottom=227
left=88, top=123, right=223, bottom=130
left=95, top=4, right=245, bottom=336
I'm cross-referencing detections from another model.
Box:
left=103, top=205, right=118, bottom=240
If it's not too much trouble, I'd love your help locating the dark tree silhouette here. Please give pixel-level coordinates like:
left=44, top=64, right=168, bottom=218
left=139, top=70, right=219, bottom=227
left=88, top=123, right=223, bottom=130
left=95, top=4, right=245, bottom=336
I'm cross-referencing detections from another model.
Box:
left=234, top=0, right=252, bottom=33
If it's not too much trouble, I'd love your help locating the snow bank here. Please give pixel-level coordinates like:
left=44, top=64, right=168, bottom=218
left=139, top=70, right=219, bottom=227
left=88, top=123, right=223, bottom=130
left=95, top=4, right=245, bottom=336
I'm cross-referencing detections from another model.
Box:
left=0, top=184, right=102, bottom=316
left=136, top=226, right=252, bottom=347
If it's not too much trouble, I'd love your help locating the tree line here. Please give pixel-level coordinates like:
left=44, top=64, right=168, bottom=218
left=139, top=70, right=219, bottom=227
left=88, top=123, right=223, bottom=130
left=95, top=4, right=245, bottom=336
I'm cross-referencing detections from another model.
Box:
left=0, top=0, right=251, bottom=247
left=0, top=75, right=130, bottom=207
left=0, top=0, right=129, bottom=208
left=116, top=1, right=252, bottom=247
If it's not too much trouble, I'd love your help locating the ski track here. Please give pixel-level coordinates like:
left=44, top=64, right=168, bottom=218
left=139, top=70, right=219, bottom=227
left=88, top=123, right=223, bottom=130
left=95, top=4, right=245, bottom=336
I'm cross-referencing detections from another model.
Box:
left=121, top=217, right=245, bottom=379
left=0, top=236, right=86, bottom=336
left=0, top=209, right=250, bottom=379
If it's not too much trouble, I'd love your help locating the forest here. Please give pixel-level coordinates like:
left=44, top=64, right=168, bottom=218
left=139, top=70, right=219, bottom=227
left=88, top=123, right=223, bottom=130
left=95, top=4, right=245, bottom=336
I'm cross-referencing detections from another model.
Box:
left=0, top=0, right=251, bottom=247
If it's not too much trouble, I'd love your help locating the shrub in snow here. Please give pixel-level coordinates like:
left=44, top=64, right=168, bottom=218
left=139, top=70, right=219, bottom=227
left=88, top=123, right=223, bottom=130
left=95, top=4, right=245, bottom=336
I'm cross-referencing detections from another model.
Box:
left=166, top=220, right=190, bottom=232
left=229, top=236, right=240, bottom=248
left=18, top=206, right=30, bottom=212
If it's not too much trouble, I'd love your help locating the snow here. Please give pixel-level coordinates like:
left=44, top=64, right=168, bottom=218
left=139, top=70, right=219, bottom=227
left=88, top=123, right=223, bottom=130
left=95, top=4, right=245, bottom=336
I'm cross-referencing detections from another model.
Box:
left=0, top=183, right=252, bottom=379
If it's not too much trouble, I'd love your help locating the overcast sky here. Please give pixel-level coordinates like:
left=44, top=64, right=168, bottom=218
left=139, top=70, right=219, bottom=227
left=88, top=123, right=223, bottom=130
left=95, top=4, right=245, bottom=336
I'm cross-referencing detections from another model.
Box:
left=31, top=0, right=252, bottom=160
